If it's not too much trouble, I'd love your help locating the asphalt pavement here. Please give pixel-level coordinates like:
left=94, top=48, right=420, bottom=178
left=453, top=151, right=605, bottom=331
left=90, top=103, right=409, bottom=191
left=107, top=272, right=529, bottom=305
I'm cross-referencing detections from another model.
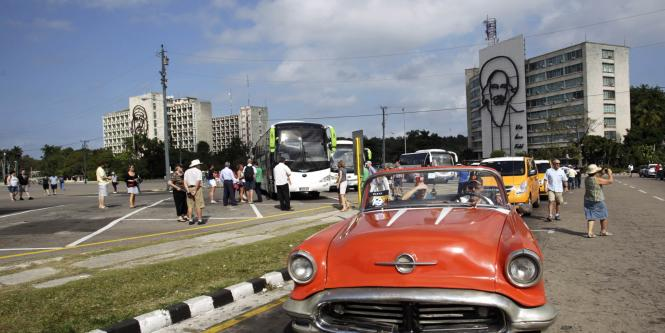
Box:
left=203, top=175, right=665, bottom=333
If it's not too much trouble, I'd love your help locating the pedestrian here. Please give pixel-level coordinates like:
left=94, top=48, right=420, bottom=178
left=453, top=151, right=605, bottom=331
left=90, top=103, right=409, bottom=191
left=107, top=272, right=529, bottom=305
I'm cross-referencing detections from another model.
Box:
left=243, top=159, right=257, bottom=204
left=49, top=174, right=58, bottom=195
left=545, top=159, right=568, bottom=222
left=221, top=161, right=237, bottom=206
left=184, top=159, right=205, bottom=224
left=18, top=169, right=33, bottom=200
left=273, top=157, right=292, bottom=211
left=254, top=163, right=264, bottom=202
left=59, top=176, right=65, bottom=191
left=393, top=160, right=403, bottom=198
left=135, top=174, right=142, bottom=193
left=125, top=165, right=139, bottom=208
left=168, top=164, right=189, bottom=222
left=628, top=164, right=634, bottom=177
left=584, top=164, right=614, bottom=238
left=41, top=175, right=49, bottom=196
left=336, top=160, right=350, bottom=211
left=575, top=166, right=582, bottom=189
left=206, top=164, right=218, bottom=204
left=236, top=163, right=246, bottom=202
left=111, top=172, right=118, bottom=193
left=6, top=170, right=19, bottom=201
left=96, top=162, right=109, bottom=209
left=567, top=167, right=577, bottom=190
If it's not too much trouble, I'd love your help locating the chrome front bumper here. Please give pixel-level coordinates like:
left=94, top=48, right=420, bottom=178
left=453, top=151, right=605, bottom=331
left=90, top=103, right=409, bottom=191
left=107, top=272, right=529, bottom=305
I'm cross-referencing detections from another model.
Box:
left=283, top=288, right=557, bottom=333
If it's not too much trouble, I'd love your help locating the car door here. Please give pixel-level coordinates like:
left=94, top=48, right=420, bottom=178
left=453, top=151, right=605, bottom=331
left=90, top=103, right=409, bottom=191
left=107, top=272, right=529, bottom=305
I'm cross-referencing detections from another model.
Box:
left=528, top=158, right=539, bottom=199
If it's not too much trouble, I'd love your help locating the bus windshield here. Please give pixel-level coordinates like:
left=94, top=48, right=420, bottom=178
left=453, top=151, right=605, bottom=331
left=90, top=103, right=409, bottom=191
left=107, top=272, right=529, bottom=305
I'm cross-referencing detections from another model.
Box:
left=400, top=153, right=428, bottom=166
left=331, top=145, right=354, bottom=172
left=431, top=152, right=454, bottom=166
left=277, top=126, right=329, bottom=172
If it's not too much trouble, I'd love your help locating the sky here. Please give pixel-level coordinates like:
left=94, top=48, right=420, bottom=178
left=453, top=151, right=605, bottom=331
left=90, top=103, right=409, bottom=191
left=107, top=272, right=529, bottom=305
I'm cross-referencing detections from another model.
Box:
left=1, top=0, right=664, bottom=157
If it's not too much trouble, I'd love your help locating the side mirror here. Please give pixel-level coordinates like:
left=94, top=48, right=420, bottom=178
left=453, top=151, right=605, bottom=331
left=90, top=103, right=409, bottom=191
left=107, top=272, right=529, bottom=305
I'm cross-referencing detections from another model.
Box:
left=528, top=169, right=537, bottom=176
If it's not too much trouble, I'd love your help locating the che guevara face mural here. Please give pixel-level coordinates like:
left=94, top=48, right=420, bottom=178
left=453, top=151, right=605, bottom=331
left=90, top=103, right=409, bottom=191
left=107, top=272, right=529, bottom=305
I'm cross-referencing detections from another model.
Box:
left=131, top=105, right=148, bottom=135
left=479, top=56, right=520, bottom=128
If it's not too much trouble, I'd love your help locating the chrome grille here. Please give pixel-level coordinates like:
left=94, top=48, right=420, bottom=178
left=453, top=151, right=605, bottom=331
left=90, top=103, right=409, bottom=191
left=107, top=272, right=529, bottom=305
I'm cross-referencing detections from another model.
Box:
left=319, top=301, right=505, bottom=333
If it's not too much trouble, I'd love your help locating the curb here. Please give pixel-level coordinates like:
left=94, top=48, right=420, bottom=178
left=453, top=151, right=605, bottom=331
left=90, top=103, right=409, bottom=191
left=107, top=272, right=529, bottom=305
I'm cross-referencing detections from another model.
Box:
left=90, top=268, right=292, bottom=333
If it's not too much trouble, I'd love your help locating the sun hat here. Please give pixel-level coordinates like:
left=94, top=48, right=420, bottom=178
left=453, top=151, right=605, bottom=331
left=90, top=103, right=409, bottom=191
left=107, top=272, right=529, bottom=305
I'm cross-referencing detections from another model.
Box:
left=189, top=159, right=203, bottom=168
left=586, top=164, right=602, bottom=175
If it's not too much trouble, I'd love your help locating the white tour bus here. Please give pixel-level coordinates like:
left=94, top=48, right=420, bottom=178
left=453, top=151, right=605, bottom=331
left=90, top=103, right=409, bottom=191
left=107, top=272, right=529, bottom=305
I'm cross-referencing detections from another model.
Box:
left=328, top=140, right=372, bottom=191
left=399, top=149, right=458, bottom=183
left=253, top=121, right=336, bottom=199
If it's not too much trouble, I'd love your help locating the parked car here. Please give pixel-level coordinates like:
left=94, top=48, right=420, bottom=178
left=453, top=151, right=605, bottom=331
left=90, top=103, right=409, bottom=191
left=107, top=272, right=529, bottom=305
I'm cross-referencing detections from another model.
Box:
left=480, top=157, right=541, bottom=215
left=284, top=166, right=557, bottom=333
left=535, top=159, right=551, bottom=197
left=640, top=164, right=657, bottom=178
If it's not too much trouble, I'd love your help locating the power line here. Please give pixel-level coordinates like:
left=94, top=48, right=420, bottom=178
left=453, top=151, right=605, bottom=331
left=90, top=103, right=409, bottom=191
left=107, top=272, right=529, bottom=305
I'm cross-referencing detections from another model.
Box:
left=171, top=8, right=665, bottom=63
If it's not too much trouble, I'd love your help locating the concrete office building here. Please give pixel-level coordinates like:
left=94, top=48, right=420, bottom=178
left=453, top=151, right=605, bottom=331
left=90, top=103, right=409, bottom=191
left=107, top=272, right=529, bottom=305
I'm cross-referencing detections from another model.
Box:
left=211, top=115, right=240, bottom=152
left=465, top=35, right=630, bottom=158
left=239, top=106, right=269, bottom=147
left=103, top=93, right=212, bottom=154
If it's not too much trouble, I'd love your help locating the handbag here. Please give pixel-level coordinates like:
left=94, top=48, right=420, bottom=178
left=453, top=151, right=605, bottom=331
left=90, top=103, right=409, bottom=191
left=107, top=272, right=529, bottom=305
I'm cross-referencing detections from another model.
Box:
left=233, top=183, right=240, bottom=190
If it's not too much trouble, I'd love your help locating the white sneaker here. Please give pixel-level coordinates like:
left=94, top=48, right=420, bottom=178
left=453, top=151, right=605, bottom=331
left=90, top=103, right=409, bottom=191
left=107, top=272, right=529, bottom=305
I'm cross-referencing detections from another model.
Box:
left=210, top=200, right=217, bottom=204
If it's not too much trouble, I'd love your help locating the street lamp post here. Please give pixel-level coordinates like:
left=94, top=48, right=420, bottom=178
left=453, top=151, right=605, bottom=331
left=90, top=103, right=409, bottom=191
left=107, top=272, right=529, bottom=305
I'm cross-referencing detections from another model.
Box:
left=2, top=152, right=6, bottom=181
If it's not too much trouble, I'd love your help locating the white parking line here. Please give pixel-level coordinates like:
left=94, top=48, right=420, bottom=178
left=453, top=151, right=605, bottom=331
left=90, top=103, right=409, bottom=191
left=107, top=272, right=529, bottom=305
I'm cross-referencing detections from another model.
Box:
left=125, top=217, right=246, bottom=221
left=250, top=203, right=263, bottom=218
left=66, top=198, right=169, bottom=247
left=531, top=229, right=556, bottom=234
left=654, top=196, right=665, bottom=202
left=638, top=189, right=647, bottom=194
left=0, top=205, right=66, bottom=219
left=629, top=186, right=635, bottom=189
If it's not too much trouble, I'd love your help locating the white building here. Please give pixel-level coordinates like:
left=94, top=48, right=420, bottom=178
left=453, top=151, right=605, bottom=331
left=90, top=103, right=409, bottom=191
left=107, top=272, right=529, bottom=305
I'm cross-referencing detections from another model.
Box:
left=102, top=108, right=131, bottom=154
left=211, top=115, right=239, bottom=152
left=168, top=97, right=212, bottom=152
left=466, top=36, right=630, bottom=158
left=239, top=106, right=268, bottom=147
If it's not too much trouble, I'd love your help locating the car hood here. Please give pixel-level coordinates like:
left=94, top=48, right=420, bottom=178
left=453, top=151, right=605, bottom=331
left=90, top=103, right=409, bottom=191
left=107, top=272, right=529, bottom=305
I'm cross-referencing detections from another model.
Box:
left=326, top=207, right=509, bottom=292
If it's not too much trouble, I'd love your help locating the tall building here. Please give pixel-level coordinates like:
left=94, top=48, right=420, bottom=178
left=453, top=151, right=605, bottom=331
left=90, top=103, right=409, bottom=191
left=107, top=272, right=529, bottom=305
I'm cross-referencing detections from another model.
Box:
left=211, top=115, right=239, bottom=152
left=465, top=35, right=630, bottom=158
left=168, top=97, right=213, bottom=152
left=103, top=95, right=269, bottom=155
left=103, top=93, right=212, bottom=154
left=239, top=106, right=269, bottom=147
left=102, top=108, right=131, bottom=154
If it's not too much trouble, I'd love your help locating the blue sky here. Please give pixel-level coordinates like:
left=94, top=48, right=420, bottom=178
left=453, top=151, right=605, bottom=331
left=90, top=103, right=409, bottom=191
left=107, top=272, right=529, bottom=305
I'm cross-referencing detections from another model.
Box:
left=1, top=0, right=664, bottom=157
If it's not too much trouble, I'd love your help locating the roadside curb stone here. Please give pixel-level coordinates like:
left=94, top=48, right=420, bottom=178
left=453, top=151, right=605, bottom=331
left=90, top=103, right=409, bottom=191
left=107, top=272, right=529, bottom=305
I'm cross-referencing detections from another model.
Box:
left=0, top=267, right=59, bottom=286
left=90, top=269, right=293, bottom=333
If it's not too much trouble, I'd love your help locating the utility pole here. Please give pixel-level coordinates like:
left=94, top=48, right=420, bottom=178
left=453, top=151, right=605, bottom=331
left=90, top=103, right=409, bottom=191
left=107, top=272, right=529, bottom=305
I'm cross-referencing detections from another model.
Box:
left=402, top=107, right=407, bottom=154
left=81, top=140, right=89, bottom=184
left=381, top=106, right=387, bottom=166
left=160, top=44, right=171, bottom=188
left=2, top=152, right=6, bottom=181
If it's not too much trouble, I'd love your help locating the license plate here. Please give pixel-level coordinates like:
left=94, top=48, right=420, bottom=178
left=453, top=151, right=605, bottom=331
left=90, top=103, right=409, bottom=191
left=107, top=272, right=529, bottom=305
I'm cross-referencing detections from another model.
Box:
left=299, top=187, right=309, bottom=191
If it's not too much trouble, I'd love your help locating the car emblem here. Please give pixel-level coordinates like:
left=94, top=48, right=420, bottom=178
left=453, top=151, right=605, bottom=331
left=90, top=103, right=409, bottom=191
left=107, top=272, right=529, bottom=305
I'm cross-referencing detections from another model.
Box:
left=375, top=253, right=437, bottom=274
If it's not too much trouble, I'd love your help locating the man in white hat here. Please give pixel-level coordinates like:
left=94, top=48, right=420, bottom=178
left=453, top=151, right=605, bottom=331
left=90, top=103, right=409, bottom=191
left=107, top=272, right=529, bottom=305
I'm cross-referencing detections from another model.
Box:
left=184, top=159, right=205, bottom=225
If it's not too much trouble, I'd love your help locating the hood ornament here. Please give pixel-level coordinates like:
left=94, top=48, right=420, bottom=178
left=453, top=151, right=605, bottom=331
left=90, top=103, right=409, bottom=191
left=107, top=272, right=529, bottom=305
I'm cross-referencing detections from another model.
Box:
left=375, top=253, right=437, bottom=274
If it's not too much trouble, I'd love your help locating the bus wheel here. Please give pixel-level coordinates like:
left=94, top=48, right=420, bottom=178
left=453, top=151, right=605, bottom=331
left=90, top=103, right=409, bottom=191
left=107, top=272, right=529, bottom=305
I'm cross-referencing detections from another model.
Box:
left=311, top=192, right=320, bottom=199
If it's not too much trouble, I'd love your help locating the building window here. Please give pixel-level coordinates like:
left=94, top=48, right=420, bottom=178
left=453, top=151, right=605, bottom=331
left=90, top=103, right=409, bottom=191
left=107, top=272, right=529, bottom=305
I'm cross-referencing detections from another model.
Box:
left=604, top=131, right=617, bottom=141
left=602, top=49, right=614, bottom=59
left=603, top=76, right=615, bottom=87
left=602, top=63, right=614, bottom=73
left=604, top=104, right=616, bottom=114
left=604, top=117, right=616, bottom=128
left=603, top=90, right=615, bottom=100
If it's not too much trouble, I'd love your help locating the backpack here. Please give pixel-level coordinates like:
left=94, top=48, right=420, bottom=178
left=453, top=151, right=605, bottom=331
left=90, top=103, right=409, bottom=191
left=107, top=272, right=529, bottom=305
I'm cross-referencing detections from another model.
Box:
left=244, top=166, right=255, bottom=181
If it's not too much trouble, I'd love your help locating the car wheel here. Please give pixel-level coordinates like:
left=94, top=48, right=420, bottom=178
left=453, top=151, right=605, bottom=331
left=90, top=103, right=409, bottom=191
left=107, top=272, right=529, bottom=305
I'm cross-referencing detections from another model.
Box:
left=532, top=193, right=540, bottom=208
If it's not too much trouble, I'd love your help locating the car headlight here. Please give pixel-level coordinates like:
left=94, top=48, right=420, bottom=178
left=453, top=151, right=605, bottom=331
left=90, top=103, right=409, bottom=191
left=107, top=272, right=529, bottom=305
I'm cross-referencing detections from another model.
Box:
left=515, top=180, right=529, bottom=194
left=288, top=250, right=317, bottom=284
left=505, top=249, right=542, bottom=288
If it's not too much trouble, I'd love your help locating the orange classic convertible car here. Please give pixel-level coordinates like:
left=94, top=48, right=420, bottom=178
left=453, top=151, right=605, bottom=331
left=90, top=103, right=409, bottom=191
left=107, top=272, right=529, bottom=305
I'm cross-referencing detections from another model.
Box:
left=283, top=166, right=557, bottom=333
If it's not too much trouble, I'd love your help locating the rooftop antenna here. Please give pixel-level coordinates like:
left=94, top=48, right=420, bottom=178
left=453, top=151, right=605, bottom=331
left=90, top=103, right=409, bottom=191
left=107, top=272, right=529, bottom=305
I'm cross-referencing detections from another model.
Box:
left=228, top=88, right=233, bottom=115
left=246, top=74, right=251, bottom=106
left=484, top=16, right=498, bottom=46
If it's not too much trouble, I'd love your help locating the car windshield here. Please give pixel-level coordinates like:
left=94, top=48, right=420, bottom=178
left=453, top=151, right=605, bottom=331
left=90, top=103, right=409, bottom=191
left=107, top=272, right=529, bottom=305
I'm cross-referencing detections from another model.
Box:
left=480, top=160, right=525, bottom=176
left=430, top=152, right=454, bottom=166
left=536, top=162, right=550, bottom=173
left=362, top=168, right=507, bottom=211
left=277, top=126, right=329, bottom=172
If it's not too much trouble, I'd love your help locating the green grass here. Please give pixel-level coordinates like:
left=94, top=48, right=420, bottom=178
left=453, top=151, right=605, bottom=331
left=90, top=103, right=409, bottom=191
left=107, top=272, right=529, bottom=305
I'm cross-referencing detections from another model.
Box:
left=0, top=224, right=331, bottom=333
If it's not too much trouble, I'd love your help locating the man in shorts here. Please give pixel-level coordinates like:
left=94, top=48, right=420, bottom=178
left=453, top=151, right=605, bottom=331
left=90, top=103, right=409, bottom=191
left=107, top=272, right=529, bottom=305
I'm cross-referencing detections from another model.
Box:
left=243, top=159, right=257, bottom=204
left=18, top=169, right=33, bottom=200
left=96, top=162, right=109, bottom=209
left=545, top=159, right=568, bottom=222
left=184, top=159, right=205, bottom=225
